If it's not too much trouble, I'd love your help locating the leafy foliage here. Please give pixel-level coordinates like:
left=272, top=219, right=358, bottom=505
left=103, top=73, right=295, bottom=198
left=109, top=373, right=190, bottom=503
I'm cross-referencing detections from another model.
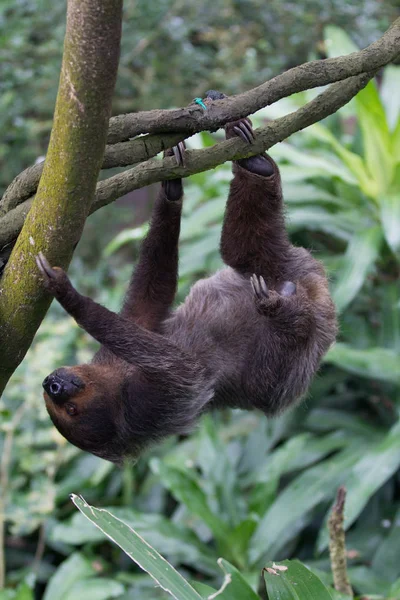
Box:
left=1, top=24, right=400, bottom=600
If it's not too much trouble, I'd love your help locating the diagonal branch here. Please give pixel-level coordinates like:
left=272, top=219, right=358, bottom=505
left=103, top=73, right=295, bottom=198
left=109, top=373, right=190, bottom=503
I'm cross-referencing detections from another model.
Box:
left=107, top=17, right=400, bottom=143
left=0, top=71, right=374, bottom=251
left=2, top=16, right=399, bottom=216
left=0, top=132, right=188, bottom=216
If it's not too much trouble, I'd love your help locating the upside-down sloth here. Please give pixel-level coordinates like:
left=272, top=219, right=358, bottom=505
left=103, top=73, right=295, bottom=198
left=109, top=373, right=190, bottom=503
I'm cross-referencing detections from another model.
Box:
left=37, top=108, right=337, bottom=463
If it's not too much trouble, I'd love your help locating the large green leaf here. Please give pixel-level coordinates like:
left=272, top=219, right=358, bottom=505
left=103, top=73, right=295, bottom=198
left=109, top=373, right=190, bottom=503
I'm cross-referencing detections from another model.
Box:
left=381, top=65, right=400, bottom=131
left=372, top=506, right=400, bottom=582
left=263, top=560, right=334, bottom=600
left=332, top=226, right=383, bottom=312
left=50, top=507, right=219, bottom=575
left=272, top=144, right=357, bottom=184
left=355, top=82, right=393, bottom=197
left=317, top=420, right=400, bottom=552
left=380, top=165, right=400, bottom=253
left=150, top=460, right=230, bottom=542
left=71, top=495, right=202, bottom=600
left=249, top=446, right=364, bottom=565
left=62, top=579, right=124, bottom=600
left=287, top=206, right=355, bottom=241
left=326, top=343, right=400, bottom=385
left=43, top=553, right=96, bottom=600
left=209, top=559, right=260, bottom=600
left=324, top=25, right=358, bottom=57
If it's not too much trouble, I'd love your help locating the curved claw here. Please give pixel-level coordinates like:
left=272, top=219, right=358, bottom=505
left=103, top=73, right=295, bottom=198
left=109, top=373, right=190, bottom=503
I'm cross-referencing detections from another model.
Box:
left=233, top=120, right=255, bottom=144
left=250, top=274, right=269, bottom=300
left=36, top=252, right=56, bottom=279
left=172, top=141, right=186, bottom=167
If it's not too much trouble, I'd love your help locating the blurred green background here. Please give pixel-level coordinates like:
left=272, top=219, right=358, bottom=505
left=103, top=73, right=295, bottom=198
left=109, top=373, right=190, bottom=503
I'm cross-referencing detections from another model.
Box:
left=1, top=1, right=400, bottom=599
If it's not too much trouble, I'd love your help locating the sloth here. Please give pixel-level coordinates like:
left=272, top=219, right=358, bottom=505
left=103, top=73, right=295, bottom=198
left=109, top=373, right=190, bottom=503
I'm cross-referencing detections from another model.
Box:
left=37, top=108, right=337, bottom=463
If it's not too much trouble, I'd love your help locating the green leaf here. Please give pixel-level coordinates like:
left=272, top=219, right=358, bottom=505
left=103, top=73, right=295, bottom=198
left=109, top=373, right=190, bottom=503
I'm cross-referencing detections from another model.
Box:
left=380, top=65, right=400, bottom=131
left=71, top=495, right=202, bottom=600
left=180, top=198, right=225, bottom=241
left=287, top=206, right=355, bottom=241
left=150, top=460, right=230, bottom=543
left=14, top=584, right=34, bottom=600
left=197, top=416, right=239, bottom=526
left=63, top=578, right=124, bottom=600
left=283, top=183, right=347, bottom=208
left=210, top=559, right=260, bottom=600
left=380, top=165, right=400, bottom=253
left=50, top=507, right=218, bottom=575
left=1, top=583, right=35, bottom=600
left=309, top=124, right=373, bottom=195
left=263, top=560, right=333, bottom=600
left=355, top=82, right=393, bottom=197
left=317, top=421, right=400, bottom=552
left=249, top=447, right=363, bottom=565
left=43, top=553, right=95, bottom=600
left=324, top=25, right=358, bottom=57
left=332, top=226, right=383, bottom=312
left=372, top=507, right=400, bottom=581
left=388, top=577, right=400, bottom=598
left=272, top=144, right=357, bottom=184
left=103, top=224, right=148, bottom=256
left=326, top=343, right=400, bottom=385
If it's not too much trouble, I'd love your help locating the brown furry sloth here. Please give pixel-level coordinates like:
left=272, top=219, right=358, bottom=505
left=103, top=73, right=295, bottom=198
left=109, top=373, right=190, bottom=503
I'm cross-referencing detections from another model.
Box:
left=37, top=111, right=337, bottom=463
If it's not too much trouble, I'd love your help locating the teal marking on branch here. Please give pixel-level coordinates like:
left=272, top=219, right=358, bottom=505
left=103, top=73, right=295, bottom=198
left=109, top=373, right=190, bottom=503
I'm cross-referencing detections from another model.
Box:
left=193, top=97, right=207, bottom=110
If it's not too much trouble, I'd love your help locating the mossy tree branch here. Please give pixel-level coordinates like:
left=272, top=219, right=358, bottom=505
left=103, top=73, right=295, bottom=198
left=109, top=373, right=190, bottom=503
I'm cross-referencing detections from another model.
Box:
left=2, top=16, right=399, bottom=215
left=0, top=70, right=376, bottom=251
left=0, top=0, right=123, bottom=395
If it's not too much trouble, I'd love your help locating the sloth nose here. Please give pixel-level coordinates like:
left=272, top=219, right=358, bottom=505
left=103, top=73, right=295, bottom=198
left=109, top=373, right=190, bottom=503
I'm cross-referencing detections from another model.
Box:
left=42, top=369, right=84, bottom=403
left=43, top=374, right=64, bottom=398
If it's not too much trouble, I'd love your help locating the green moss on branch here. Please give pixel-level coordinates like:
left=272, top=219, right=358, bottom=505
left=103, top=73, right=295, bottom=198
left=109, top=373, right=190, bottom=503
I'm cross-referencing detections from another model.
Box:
left=0, top=0, right=123, bottom=395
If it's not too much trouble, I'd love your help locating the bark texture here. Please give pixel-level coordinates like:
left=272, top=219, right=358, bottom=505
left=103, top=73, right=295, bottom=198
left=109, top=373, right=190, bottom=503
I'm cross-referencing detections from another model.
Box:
left=0, top=0, right=123, bottom=395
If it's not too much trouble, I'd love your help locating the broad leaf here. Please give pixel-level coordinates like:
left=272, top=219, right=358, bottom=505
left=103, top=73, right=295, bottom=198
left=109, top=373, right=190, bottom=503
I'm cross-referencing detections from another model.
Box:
left=318, top=420, right=400, bottom=552
left=209, top=559, right=260, bottom=600
left=380, top=165, right=400, bottom=253
left=43, top=553, right=95, bottom=600
left=326, top=343, right=400, bottom=385
left=332, top=226, right=382, bottom=312
left=71, top=495, right=202, bottom=600
left=372, top=507, right=400, bottom=581
left=150, top=460, right=230, bottom=542
left=263, top=560, right=333, bottom=600
left=249, top=447, right=363, bottom=565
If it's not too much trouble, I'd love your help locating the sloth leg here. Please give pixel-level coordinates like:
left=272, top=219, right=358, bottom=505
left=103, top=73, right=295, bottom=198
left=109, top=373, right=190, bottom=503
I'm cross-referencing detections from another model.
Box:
left=220, top=119, right=292, bottom=281
left=120, top=143, right=185, bottom=330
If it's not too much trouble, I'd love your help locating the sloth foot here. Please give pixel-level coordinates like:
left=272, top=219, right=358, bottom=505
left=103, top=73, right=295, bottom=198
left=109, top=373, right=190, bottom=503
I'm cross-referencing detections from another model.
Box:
left=162, top=141, right=186, bottom=201
left=36, top=252, right=70, bottom=297
left=251, top=275, right=297, bottom=315
left=226, top=119, right=274, bottom=177
left=250, top=274, right=269, bottom=300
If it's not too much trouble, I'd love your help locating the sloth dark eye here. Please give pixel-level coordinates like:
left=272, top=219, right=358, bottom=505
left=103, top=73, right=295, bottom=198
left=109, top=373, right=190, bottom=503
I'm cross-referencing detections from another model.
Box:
left=65, top=403, right=77, bottom=416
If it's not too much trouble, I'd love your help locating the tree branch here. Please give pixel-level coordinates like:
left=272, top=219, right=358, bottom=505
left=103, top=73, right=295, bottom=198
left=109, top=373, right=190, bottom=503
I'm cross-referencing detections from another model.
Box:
left=0, top=132, right=188, bottom=216
left=0, top=70, right=374, bottom=251
left=2, top=16, right=399, bottom=216
left=0, top=0, right=123, bottom=395
left=107, top=17, right=400, bottom=142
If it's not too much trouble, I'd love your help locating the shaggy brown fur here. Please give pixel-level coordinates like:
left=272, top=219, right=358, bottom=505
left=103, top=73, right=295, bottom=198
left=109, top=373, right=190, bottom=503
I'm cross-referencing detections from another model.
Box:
left=37, top=116, right=337, bottom=463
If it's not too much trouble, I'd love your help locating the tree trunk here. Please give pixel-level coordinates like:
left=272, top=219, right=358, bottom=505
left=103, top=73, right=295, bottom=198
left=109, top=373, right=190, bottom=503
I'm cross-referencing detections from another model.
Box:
left=0, top=0, right=123, bottom=395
